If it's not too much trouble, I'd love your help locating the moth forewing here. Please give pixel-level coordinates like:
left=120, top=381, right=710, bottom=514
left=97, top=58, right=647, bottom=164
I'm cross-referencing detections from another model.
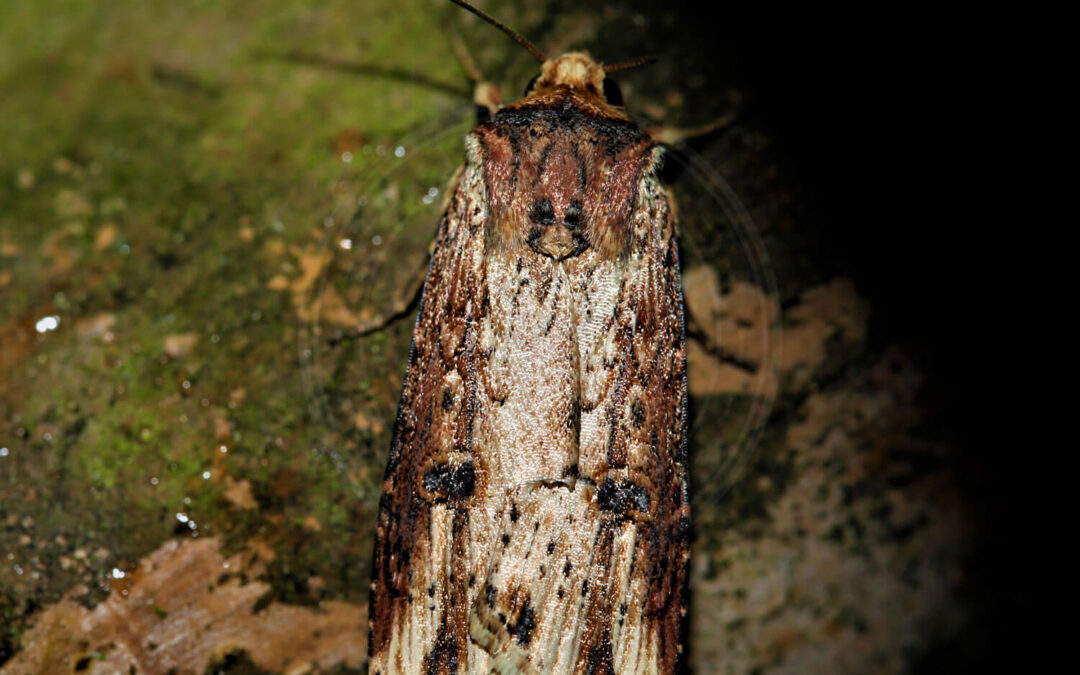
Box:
left=369, top=5, right=689, bottom=674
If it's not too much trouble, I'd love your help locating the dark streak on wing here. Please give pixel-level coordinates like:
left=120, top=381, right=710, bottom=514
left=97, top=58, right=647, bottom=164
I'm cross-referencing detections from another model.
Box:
left=368, top=164, right=490, bottom=673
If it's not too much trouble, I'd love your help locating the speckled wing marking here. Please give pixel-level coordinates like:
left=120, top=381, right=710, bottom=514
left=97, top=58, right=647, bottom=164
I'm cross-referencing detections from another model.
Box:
left=368, top=155, right=492, bottom=675
left=572, top=168, right=690, bottom=675
left=469, top=159, right=690, bottom=674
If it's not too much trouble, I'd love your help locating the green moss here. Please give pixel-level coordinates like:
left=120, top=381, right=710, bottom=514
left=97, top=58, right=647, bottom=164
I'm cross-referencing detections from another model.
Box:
left=0, top=0, right=478, bottom=650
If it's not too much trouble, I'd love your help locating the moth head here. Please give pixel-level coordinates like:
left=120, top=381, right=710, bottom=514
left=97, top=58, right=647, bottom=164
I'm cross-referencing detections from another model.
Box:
left=529, top=53, right=602, bottom=93
left=524, top=52, right=624, bottom=108
left=449, top=0, right=653, bottom=109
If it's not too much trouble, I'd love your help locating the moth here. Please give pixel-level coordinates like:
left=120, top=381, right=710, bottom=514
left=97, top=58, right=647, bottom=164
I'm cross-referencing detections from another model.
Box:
left=368, top=2, right=689, bottom=672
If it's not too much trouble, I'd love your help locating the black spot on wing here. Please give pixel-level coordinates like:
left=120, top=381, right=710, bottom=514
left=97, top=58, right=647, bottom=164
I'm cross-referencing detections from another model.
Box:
left=422, top=460, right=476, bottom=501
left=514, top=598, right=537, bottom=645
left=586, top=638, right=615, bottom=675
left=424, top=633, right=460, bottom=675
left=677, top=515, right=692, bottom=545
left=597, top=477, right=650, bottom=516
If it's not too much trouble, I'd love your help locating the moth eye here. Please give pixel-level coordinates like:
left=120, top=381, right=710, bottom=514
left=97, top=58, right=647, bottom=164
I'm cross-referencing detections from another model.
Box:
left=602, top=77, right=623, bottom=106
left=523, top=74, right=540, bottom=96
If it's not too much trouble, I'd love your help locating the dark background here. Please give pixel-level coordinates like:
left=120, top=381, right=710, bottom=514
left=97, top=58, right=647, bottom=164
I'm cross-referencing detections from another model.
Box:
left=628, top=3, right=1021, bottom=670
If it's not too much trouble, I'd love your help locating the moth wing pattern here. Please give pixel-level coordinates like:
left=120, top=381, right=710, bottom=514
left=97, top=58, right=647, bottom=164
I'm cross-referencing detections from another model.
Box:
left=469, top=162, right=690, bottom=674
left=368, top=160, right=493, bottom=674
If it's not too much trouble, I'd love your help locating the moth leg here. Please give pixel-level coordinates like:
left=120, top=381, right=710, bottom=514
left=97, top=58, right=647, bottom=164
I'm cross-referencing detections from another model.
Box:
left=326, top=253, right=428, bottom=345
left=645, top=89, right=741, bottom=145
left=329, top=164, right=468, bottom=346
left=449, top=31, right=502, bottom=121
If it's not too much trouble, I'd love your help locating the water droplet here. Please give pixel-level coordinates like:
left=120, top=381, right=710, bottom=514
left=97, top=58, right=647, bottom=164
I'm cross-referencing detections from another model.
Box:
left=182, top=380, right=191, bottom=390
left=150, top=476, right=159, bottom=485
left=394, top=145, right=406, bottom=158
left=339, top=238, right=353, bottom=250
left=111, top=568, right=125, bottom=579
left=35, top=315, right=60, bottom=333
left=202, top=471, right=211, bottom=480
left=0, top=447, right=8, bottom=458
left=219, top=445, right=228, bottom=454
left=341, top=151, right=353, bottom=163
left=372, top=235, right=383, bottom=246
left=176, top=512, right=189, bottom=523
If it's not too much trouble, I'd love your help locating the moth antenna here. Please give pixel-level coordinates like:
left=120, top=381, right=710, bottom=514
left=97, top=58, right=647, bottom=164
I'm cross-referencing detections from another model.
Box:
left=603, top=55, right=659, bottom=73
left=448, top=0, right=547, bottom=63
